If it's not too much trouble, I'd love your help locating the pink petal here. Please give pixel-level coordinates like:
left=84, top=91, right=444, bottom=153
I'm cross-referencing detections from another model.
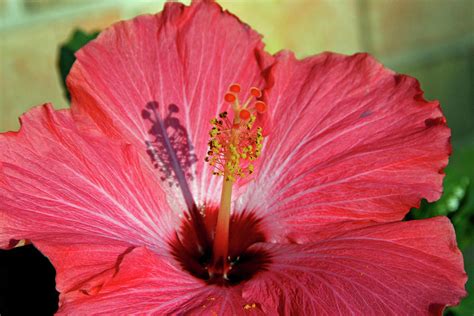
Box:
left=243, top=217, right=466, bottom=315
left=242, top=51, right=450, bottom=241
left=0, top=105, right=176, bottom=252
left=57, top=246, right=265, bottom=315
left=67, top=0, right=273, bottom=205
left=32, top=237, right=133, bottom=301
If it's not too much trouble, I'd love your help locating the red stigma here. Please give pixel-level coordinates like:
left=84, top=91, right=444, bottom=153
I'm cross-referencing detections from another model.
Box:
left=239, top=109, right=251, bottom=120
left=229, top=84, right=241, bottom=93
left=224, top=93, right=236, bottom=103
left=255, top=101, right=267, bottom=113
left=250, top=87, right=262, bottom=98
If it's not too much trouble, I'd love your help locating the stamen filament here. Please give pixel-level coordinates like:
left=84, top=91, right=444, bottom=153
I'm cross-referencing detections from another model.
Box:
left=212, top=168, right=233, bottom=272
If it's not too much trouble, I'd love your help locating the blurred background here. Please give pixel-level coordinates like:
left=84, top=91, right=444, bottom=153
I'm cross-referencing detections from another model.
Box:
left=0, top=0, right=473, bottom=314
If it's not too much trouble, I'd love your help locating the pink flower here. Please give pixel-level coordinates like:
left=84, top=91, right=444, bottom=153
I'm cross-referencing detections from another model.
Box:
left=0, top=0, right=467, bottom=314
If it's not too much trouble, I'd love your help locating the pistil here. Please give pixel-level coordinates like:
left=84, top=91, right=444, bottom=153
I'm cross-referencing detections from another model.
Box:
left=212, top=122, right=237, bottom=274
left=206, top=83, right=266, bottom=278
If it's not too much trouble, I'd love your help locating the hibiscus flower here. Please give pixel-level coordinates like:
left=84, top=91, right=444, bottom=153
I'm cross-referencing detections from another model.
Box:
left=0, top=0, right=467, bottom=314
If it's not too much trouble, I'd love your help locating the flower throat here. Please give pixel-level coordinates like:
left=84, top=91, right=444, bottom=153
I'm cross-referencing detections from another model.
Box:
left=170, top=84, right=270, bottom=285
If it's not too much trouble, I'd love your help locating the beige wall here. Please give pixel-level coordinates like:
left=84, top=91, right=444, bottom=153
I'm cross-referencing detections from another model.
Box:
left=1, top=0, right=473, bottom=142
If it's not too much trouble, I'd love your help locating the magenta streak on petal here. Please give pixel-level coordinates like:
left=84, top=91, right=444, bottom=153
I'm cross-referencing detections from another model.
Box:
left=141, top=101, right=220, bottom=256
left=142, top=101, right=196, bottom=211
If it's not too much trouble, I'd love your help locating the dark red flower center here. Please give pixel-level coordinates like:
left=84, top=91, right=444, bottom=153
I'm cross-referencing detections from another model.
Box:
left=169, top=205, right=271, bottom=286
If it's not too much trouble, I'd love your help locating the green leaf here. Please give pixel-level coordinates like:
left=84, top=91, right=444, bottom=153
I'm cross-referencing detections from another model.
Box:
left=58, top=29, right=100, bottom=102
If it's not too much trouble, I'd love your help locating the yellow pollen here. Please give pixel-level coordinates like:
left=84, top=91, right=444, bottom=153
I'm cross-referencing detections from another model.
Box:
left=243, top=303, right=257, bottom=310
